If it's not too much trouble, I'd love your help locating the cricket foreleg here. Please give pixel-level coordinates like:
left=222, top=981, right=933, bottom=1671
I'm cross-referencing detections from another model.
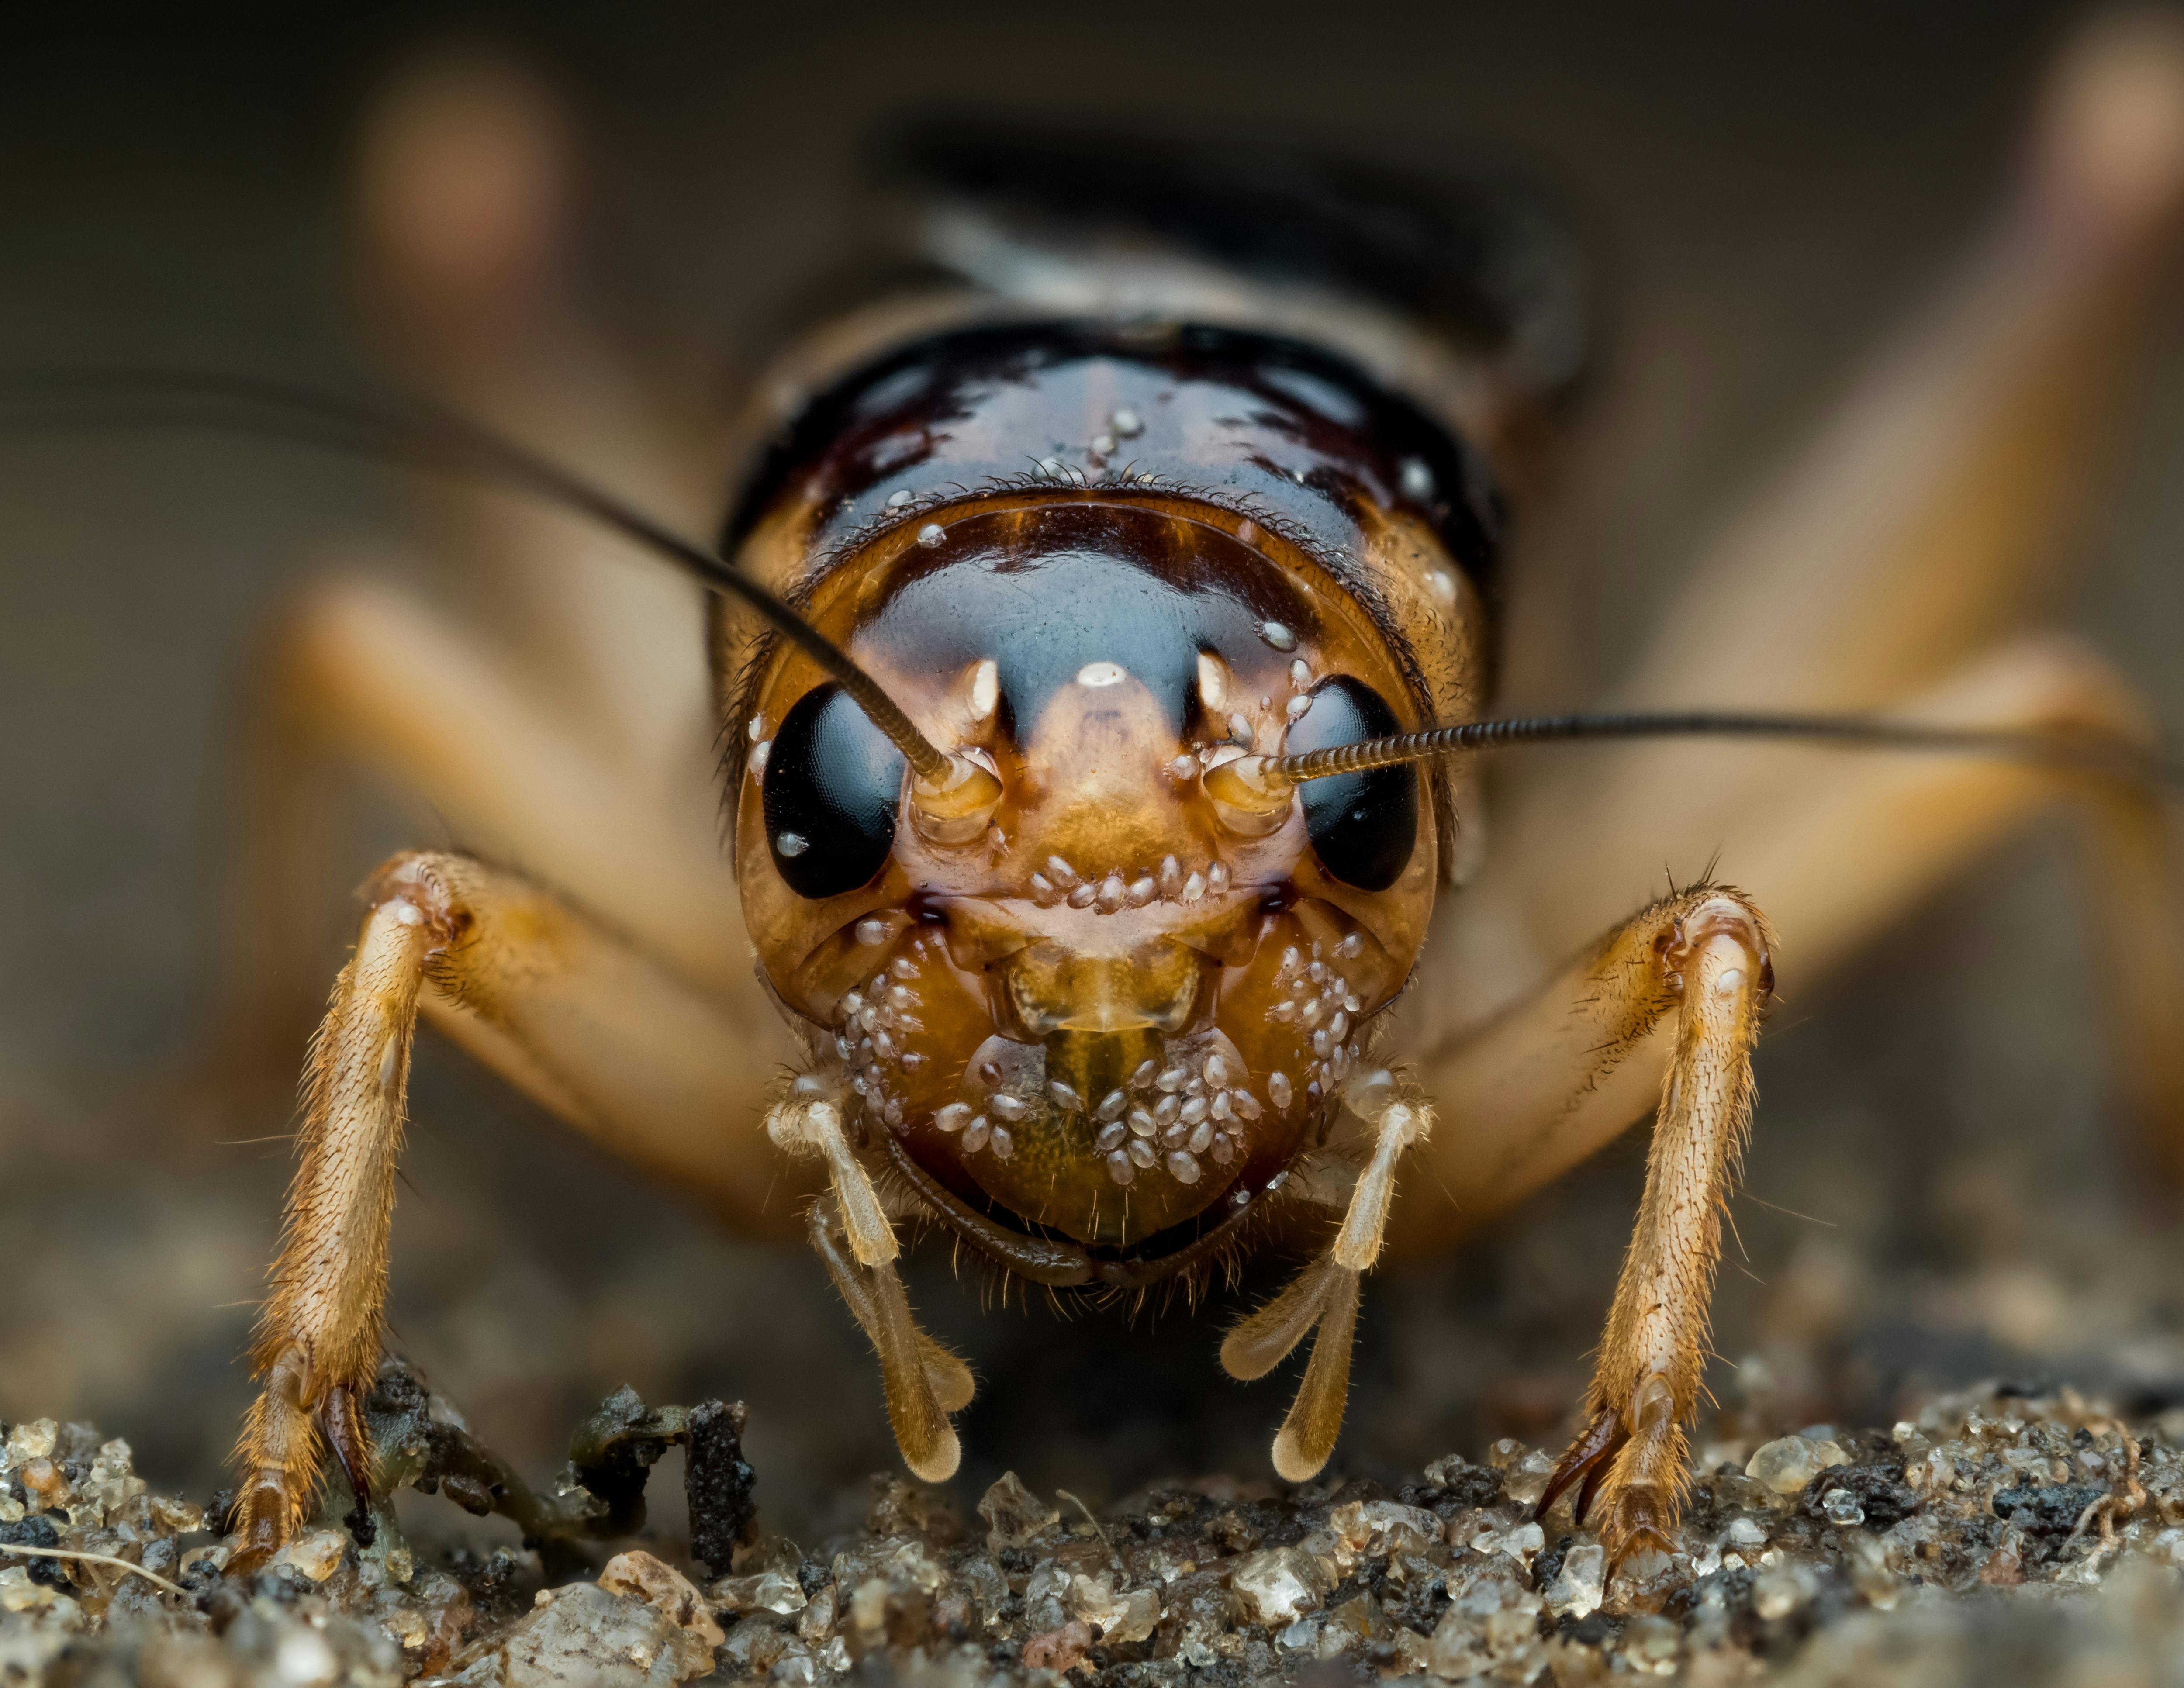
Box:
left=1533, top=897, right=1769, bottom=1564
left=230, top=849, right=798, bottom=1573
left=230, top=877, right=442, bottom=1575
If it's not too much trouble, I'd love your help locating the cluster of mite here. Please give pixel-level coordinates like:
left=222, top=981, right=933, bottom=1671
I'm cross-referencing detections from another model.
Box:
left=1026, top=852, right=1233, bottom=912
left=943, top=1039, right=1268, bottom=1190
left=826, top=919, right=1375, bottom=1194
left=832, top=940, right=934, bottom=1136
left=1019, top=640, right=1332, bottom=916
left=1272, top=932, right=1370, bottom=1078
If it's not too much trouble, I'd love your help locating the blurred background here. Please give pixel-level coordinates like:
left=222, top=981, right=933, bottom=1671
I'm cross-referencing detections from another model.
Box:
left=3, top=0, right=2183, bottom=1550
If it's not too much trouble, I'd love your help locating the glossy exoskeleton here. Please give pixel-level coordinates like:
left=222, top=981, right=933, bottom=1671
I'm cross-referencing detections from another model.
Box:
left=721, top=121, right=1573, bottom=1289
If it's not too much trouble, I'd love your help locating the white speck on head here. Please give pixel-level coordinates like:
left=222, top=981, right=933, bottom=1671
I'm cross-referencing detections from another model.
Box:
left=1227, top=712, right=1254, bottom=746
left=1260, top=621, right=1296, bottom=652
left=1715, top=968, right=1746, bottom=997
left=1399, top=457, right=1435, bottom=501
left=1289, top=658, right=1311, bottom=689
left=1426, top=569, right=1458, bottom=604
left=747, top=714, right=766, bottom=741
left=1038, top=456, right=1064, bottom=478
left=917, top=523, right=945, bottom=548
left=389, top=900, right=424, bottom=929
left=1078, top=660, right=1127, bottom=687
left=746, top=741, right=771, bottom=780
left=856, top=917, right=889, bottom=946
left=776, top=832, right=809, bottom=858
left=1285, top=694, right=1313, bottom=721
left=1196, top=652, right=1227, bottom=712
left=1110, top=407, right=1143, bottom=438
left=887, top=489, right=914, bottom=508
left=1092, top=433, right=1115, bottom=454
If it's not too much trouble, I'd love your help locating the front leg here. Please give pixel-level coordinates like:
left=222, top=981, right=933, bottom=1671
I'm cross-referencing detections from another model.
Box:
left=230, top=876, right=443, bottom=1574
left=1535, top=895, right=1770, bottom=1561
left=229, top=848, right=812, bottom=1574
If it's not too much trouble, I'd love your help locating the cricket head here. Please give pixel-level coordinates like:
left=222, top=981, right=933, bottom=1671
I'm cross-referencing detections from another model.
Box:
left=734, top=493, right=1438, bottom=1269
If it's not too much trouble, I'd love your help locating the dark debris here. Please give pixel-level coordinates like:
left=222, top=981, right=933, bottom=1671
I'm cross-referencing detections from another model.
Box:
left=6, top=1379, right=2184, bottom=1683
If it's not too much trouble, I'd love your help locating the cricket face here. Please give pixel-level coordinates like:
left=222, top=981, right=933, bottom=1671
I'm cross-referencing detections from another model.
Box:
left=737, top=496, right=1435, bottom=1255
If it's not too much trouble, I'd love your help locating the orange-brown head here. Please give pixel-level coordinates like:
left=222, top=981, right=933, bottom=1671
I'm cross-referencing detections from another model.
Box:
left=733, top=490, right=1441, bottom=1270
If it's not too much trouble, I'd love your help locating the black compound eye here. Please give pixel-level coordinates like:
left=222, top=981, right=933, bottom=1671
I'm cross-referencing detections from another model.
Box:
left=1285, top=676, right=1419, bottom=892
left=762, top=682, right=905, bottom=898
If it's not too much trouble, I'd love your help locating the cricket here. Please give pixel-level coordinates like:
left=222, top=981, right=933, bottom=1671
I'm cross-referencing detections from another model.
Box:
left=7, top=4, right=2184, bottom=1635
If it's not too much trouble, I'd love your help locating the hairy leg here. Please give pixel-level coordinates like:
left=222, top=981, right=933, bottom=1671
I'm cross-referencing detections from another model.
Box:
left=1533, top=898, right=1769, bottom=1563
left=1406, top=887, right=1775, bottom=1560
left=1390, top=639, right=2181, bottom=1550
left=228, top=850, right=812, bottom=1573
left=1406, top=634, right=2184, bottom=1238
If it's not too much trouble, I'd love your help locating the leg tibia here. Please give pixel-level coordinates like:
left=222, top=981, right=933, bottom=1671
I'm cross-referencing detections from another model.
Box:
left=232, top=848, right=797, bottom=1573
left=1535, top=893, right=1771, bottom=1564
left=232, top=883, right=442, bottom=1573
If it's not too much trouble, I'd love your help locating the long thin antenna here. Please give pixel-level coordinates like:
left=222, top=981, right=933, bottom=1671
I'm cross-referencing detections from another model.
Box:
left=1263, top=710, right=2184, bottom=794
left=0, top=369, right=951, bottom=781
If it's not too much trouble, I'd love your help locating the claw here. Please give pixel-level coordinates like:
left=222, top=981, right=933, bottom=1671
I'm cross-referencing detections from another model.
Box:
left=1535, top=1406, right=1627, bottom=1523
left=1573, top=1446, right=1617, bottom=1527
left=323, top=1383, right=378, bottom=1550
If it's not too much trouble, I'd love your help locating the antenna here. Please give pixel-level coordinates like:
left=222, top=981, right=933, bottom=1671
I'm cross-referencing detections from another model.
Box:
left=1257, top=710, right=2183, bottom=795
left=0, top=369, right=953, bottom=783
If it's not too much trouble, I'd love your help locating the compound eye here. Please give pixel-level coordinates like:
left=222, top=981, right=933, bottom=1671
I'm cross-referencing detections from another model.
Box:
left=1286, top=677, right=1419, bottom=891
left=762, top=682, right=905, bottom=898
